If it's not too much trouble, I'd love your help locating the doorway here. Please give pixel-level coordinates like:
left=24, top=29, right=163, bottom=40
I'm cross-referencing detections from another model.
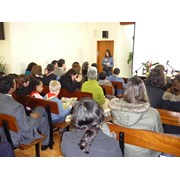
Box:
left=97, top=41, right=114, bottom=73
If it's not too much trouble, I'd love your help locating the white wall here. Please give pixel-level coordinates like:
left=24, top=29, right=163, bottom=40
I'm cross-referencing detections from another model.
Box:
left=9, top=22, right=88, bottom=74
left=118, top=24, right=134, bottom=77
left=133, top=21, right=180, bottom=76
left=0, top=22, right=133, bottom=77
left=0, top=22, right=12, bottom=72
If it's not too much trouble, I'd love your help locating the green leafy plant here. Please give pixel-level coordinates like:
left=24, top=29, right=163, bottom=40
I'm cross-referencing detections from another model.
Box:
left=0, top=56, right=7, bottom=73
left=127, top=52, right=133, bottom=64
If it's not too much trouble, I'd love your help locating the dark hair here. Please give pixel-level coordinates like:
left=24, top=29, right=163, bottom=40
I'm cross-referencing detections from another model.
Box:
left=0, top=72, right=5, bottom=78
left=98, top=71, right=107, bottom=80
left=105, top=49, right=112, bottom=58
left=62, top=68, right=77, bottom=79
left=58, top=59, right=65, bottom=67
left=47, top=64, right=54, bottom=73
left=113, top=68, right=120, bottom=75
left=72, top=98, right=104, bottom=154
left=26, top=62, right=37, bottom=71
left=27, top=78, right=42, bottom=95
left=51, top=60, right=58, bottom=65
left=72, top=64, right=81, bottom=74
left=82, top=61, right=89, bottom=70
left=16, top=74, right=29, bottom=89
left=91, top=63, right=97, bottom=68
left=167, top=74, right=180, bottom=96
left=144, top=68, right=165, bottom=89
left=0, top=75, right=15, bottom=94
left=72, top=61, right=80, bottom=67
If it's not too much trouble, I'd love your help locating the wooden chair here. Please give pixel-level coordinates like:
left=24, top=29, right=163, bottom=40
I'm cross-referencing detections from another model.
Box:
left=108, top=123, right=180, bottom=157
left=157, top=109, right=180, bottom=127
left=0, top=113, right=45, bottom=157
left=111, top=81, right=123, bottom=97
left=12, top=93, right=71, bottom=149
left=100, top=85, right=114, bottom=96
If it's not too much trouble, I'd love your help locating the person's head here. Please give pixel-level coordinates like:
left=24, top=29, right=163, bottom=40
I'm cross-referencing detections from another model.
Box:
left=28, top=78, right=43, bottom=94
left=82, top=61, right=89, bottom=71
left=16, top=74, right=29, bottom=89
left=72, top=63, right=81, bottom=74
left=105, top=49, right=112, bottom=58
left=167, top=74, right=180, bottom=96
left=124, top=76, right=149, bottom=104
left=49, top=80, right=61, bottom=94
left=58, top=59, right=66, bottom=70
left=113, top=68, right=120, bottom=75
left=63, top=68, right=78, bottom=81
left=144, top=68, right=165, bottom=88
left=46, top=64, right=54, bottom=74
left=0, top=75, right=16, bottom=94
left=72, top=98, right=104, bottom=154
left=87, top=66, right=97, bottom=80
left=51, top=60, right=58, bottom=69
left=26, top=62, right=37, bottom=71
left=91, top=63, right=98, bottom=69
left=154, top=64, right=165, bottom=72
left=31, top=65, right=42, bottom=77
left=98, top=71, right=107, bottom=80
left=72, top=61, right=79, bottom=67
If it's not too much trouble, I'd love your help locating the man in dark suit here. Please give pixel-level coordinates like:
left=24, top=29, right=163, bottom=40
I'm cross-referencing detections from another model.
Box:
left=0, top=75, right=50, bottom=151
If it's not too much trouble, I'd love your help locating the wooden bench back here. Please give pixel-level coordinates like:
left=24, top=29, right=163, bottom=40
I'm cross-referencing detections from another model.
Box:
left=100, top=85, right=113, bottom=95
left=0, top=113, right=19, bottom=132
left=110, top=81, right=123, bottom=97
left=157, top=109, right=180, bottom=127
left=108, top=123, right=180, bottom=156
left=58, top=88, right=93, bottom=100
left=13, top=93, right=59, bottom=114
left=111, top=81, right=123, bottom=89
left=42, top=86, right=93, bottom=101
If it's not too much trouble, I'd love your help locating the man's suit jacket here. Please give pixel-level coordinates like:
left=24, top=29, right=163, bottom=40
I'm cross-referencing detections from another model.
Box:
left=0, top=94, right=44, bottom=147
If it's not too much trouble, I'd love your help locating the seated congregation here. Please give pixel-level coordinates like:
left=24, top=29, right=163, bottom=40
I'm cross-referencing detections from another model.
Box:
left=0, top=59, right=180, bottom=157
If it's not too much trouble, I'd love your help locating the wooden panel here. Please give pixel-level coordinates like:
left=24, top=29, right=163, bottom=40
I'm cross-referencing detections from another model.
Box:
left=58, top=88, right=93, bottom=100
left=108, top=123, right=180, bottom=156
left=100, top=85, right=113, bottom=95
left=157, top=109, right=180, bottom=127
left=0, top=113, right=19, bottom=132
left=120, top=22, right=135, bottom=25
left=13, top=93, right=59, bottom=114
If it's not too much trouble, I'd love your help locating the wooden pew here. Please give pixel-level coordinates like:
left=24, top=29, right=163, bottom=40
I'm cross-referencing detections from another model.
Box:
left=12, top=93, right=71, bottom=149
left=100, top=85, right=114, bottom=95
left=157, top=109, right=180, bottom=127
left=108, top=123, right=180, bottom=157
left=111, top=81, right=123, bottom=97
left=0, top=113, right=45, bottom=157
left=42, top=86, right=93, bottom=100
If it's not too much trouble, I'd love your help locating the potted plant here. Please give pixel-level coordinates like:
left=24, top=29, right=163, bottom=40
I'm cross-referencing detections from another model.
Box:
left=127, top=52, right=133, bottom=64
left=0, top=56, right=7, bottom=73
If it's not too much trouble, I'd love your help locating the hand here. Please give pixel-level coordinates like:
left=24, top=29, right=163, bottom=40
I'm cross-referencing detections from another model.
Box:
left=76, top=74, right=82, bottom=82
left=30, top=112, right=41, bottom=119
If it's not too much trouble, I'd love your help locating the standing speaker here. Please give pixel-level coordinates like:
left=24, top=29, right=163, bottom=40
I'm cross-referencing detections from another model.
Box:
left=102, top=31, right=109, bottom=38
left=0, top=22, right=5, bottom=40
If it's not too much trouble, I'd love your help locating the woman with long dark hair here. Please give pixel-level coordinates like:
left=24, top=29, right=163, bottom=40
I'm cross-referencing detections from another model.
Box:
left=61, top=98, right=122, bottom=157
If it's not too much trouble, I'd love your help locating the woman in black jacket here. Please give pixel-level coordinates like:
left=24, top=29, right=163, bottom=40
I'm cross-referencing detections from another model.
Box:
left=59, top=68, right=82, bottom=92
